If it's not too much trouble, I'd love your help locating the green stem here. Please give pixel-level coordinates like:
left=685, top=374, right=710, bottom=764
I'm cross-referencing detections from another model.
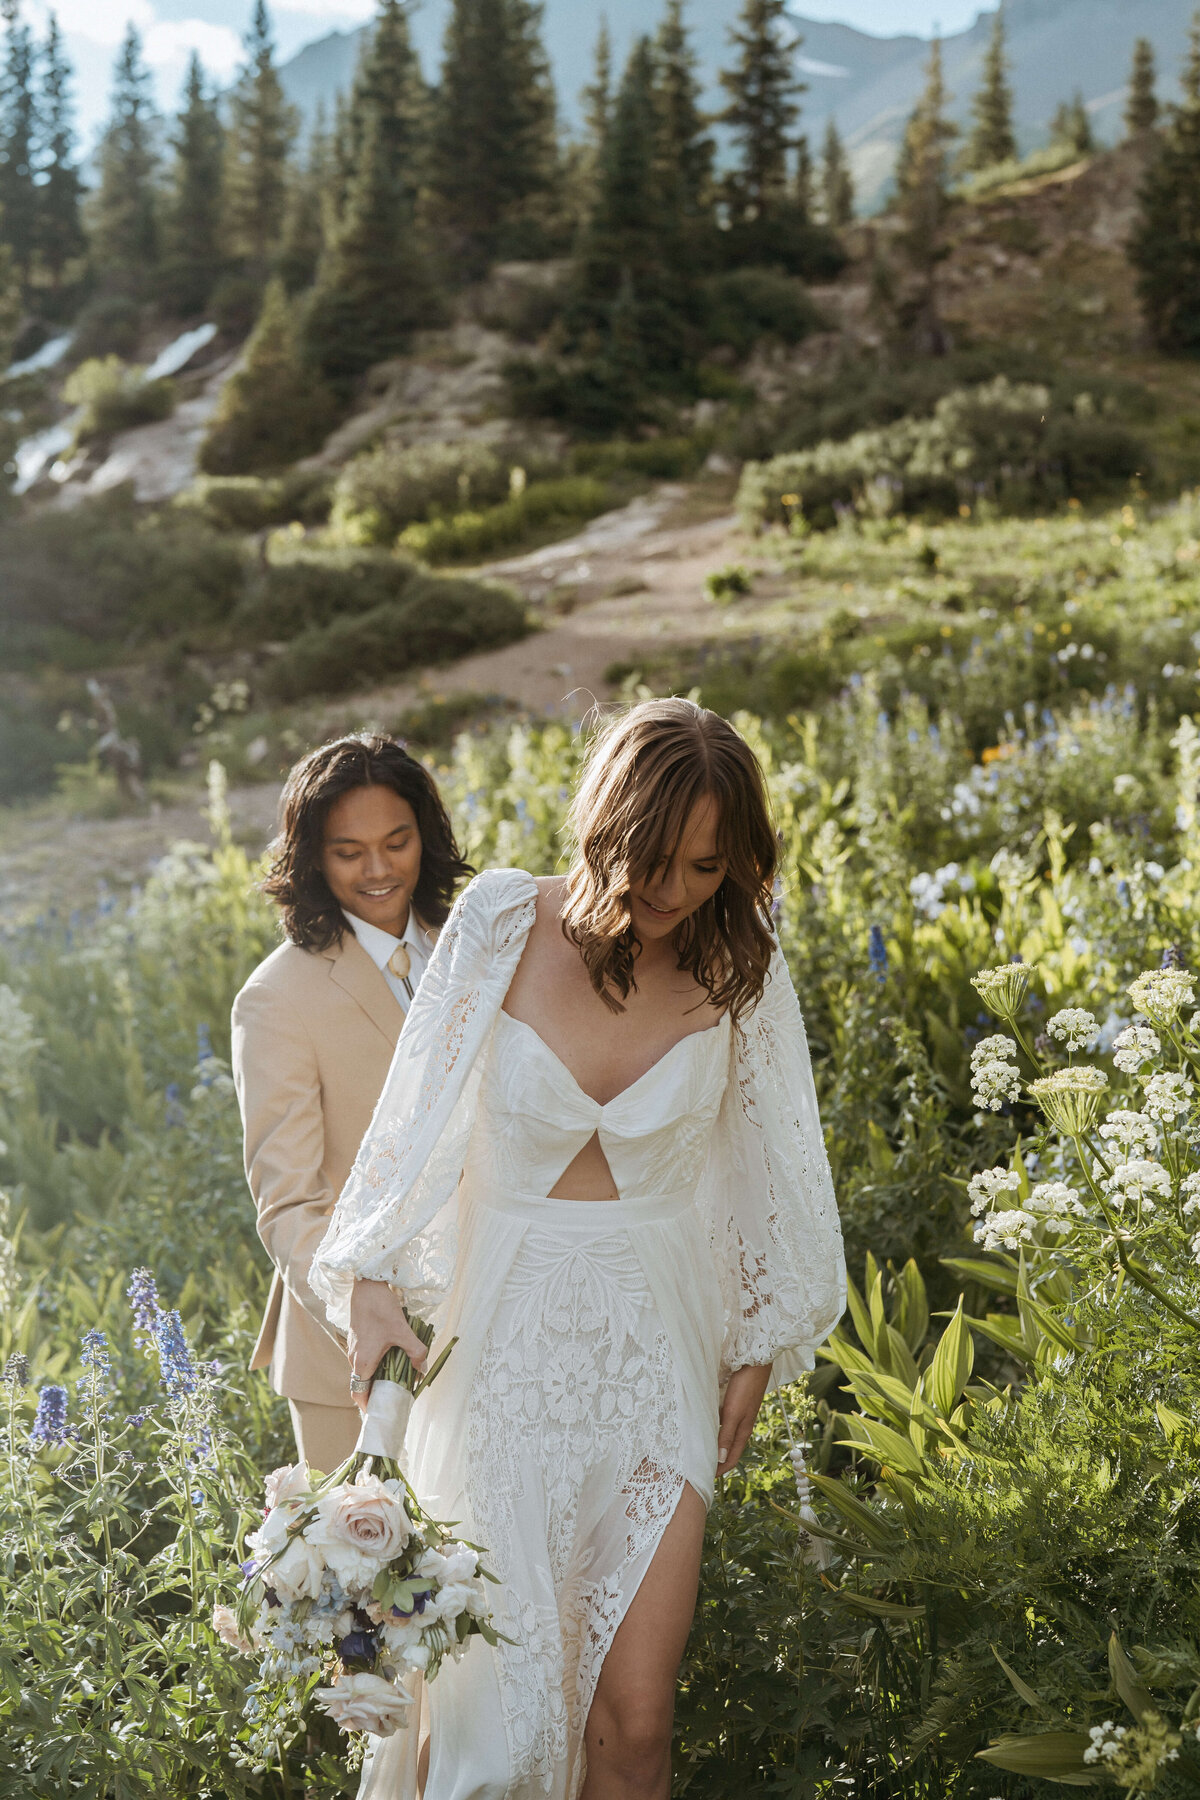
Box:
left=1072, top=1134, right=1200, bottom=1334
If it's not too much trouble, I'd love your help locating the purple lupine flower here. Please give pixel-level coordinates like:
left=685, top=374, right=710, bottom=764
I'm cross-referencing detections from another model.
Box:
left=30, top=1384, right=69, bottom=1446
left=152, top=1309, right=198, bottom=1398
left=127, top=1267, right=161, bottom=1332
left=2, top=1353, right=29, bottom=1389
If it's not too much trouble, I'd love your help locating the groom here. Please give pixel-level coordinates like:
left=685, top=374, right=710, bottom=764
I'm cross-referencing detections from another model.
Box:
left=232, top=733, right=471, bottom=1472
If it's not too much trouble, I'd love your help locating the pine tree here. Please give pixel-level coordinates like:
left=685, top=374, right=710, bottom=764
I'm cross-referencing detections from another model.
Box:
left=582, top=15, right=611, bottom=150
left=567, top=34, right=692, bottom=386
left=1130, top=20, right=1200, bottom=352
left=0, top=0, right=38, bottom=281
left=304, top=0, right=441, bottom=385
left=793, top=133, right=813, bottom=220
left=276, top=105, right=331, bottom=295
left=894, top=38, right=957, bottom=353
left=201, top=276, right=336, bottom=471
left=718, top=0, right=804, bottom=223
left=224, top=0, right=296, bottom=274
left=820, top=117, right=854, bottom=226
left=1050, top=91, right=1094, bottom=157
left=652, top=0, right=713, bottom=224
left=35, top=13, right=84, bottom=291
left=964, top=7, right=1016, bottom=171
left=1126, top=37, right=1159, bottom=137
left=160, top=54, right=225, bottom=315
left=429, top=0, right=560, bottom=275
left=91, top=25, right=160, bottom=293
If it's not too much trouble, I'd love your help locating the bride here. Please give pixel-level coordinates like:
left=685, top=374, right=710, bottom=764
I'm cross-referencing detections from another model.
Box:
left=310, top=697, right=846, bottom=1800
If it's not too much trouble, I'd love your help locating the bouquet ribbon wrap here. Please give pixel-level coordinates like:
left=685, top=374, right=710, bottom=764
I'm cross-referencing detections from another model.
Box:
left=355, top=1379, right=413, bottom=1460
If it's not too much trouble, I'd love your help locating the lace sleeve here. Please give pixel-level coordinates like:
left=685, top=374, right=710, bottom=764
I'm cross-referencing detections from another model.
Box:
left=309, top=867, right=538, bottom=1337
left=702, top=943, right=846, bottom=1382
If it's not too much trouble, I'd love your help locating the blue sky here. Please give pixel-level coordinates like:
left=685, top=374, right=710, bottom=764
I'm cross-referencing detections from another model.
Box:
left=32, top=0, right=992, bottom=149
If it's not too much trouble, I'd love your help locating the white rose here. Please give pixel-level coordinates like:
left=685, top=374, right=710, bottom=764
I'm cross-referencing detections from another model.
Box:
left=433, top=1581, right=475, bottom=1622
left=382, top=1615, right=427, bottom=1655
left=402, top=1642, right=431, bottom=1671
left=316, top=1671, right=414, bottom=1738
left=415, top=1548, right=448, bottom=1581
left=269, top=1534, right=327, bottom=1602
left=264, top=1463, right=310, bottom=1511
left=438, top=1544, right=479, bottom=1584
left=247, top=1498, right=305, bottom=1560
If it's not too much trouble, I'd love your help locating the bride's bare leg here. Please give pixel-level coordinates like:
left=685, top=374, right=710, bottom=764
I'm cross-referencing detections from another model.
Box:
left=581, top=1482, right=707, bottom=1800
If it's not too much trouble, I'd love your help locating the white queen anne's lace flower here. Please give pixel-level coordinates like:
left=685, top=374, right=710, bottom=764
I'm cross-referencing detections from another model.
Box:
left=974, top=1208, right=1038, bottom=1251
left=1142, top=1071, right=1195, bottom=1122
left=1181, top=1172, right=1200, bottom=1220
left=1047, top=1007, right=1099, bottom=1051
left=1026, top=1181, right=1087, bottom=1230
left=1128, top=969, right=1196, bottom=1024
left=967, top=1167, right=1022, bottom=1216
left=1098, top=1110, right=1158, bottom=1157
left=1112, top=1024, right=1161, bottom=1074
left=970, top=1036, right=1021, bottom=1111
left=1104, top=1159, right=1172, bottom=1214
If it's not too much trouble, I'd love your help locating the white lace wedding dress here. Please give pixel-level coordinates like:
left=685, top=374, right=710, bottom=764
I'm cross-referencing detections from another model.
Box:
left=310, top=868, right=845, bottom=1800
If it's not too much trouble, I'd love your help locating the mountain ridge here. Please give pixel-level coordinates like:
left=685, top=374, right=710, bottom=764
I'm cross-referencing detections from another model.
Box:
left=279, top=0, right=1198, bottom=213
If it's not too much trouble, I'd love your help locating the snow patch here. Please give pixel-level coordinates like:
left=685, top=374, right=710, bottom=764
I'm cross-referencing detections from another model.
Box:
left=144, top=322, right=218, bottom=382
left=5, top=333, right=72, bottom=380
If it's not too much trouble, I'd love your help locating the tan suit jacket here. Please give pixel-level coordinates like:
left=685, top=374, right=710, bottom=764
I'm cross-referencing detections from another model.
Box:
left=231, top=928, right=420, bottom=1407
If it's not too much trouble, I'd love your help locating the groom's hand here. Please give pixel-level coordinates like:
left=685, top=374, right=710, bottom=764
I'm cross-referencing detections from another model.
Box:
left=347, top=1279, right=429, bottom=1411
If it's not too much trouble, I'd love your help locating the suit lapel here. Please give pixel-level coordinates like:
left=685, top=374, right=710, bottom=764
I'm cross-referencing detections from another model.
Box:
left=325, top=934, right=403, bottom=1050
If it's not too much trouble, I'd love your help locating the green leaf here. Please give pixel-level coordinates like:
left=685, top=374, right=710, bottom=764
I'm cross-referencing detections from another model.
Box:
left=941, top=1255, right=1020, bottom=1298
left=807, top=1472, right=901, bottom=1550
left=976, top=1730, right=1096, bottom=1782
left=834, top=1589, right=926, bottom=1621
left=893, top=1258, right=930, bottom=1352
left=992, top=1646, right=1052, bottom=1715
left=1109, top=1633, right=1155, bottom=1724
left=926, top=1299, right=973, bottom=1417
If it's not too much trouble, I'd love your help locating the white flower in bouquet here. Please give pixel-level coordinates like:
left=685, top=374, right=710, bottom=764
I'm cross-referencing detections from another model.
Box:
left=264, top=1463, right=310, bottom=1510
left=1047, top=1008, right=1100, bottom=1051
left=967, top=1167, right=1021, bottom=1216
left=315, top=1670, right=414, bottom=1738
left=1128, top=969, right=1196, bottom=1025
left=1142, top=1071, right=1194, bottom=1122
left=974, top=1208, right=1038, bottom=1250
left=1098, top=1110, right=1158, bottom=1157
left=246, top=1496, right=307, bottom=1560
left=309, top=1469, right=413, bottom=1592
left=1104, top=1159, right=1172, bottom=1214
left=970, top=1036, right=1021, bottom=1111
left=1112, top=1024, right=1161, bottom=1074
left=268, top=1534, right=327, bottom=1603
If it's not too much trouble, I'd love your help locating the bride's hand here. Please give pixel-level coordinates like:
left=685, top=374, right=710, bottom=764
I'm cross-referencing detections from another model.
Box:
left=717, top=1363, right=773, bottom=1476
left=347, top=1279, right=429, bottom=1411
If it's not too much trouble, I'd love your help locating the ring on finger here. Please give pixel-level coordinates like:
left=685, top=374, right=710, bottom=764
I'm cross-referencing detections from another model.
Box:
left=349, top=1375, right=372, bottom=1394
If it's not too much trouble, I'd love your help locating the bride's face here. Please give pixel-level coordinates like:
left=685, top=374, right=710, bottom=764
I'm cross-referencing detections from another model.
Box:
left=626, top=793, right=727, bottom=942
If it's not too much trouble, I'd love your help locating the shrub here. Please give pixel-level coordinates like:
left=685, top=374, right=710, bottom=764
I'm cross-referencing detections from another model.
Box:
left=237, top=547, right=422, bottom=639
left=398, top=476, right=609, bottom=563
left=738, top=378, right=1147, bottom=530
left=178, top=470, right=332, bottom=533
left=705, top=564, right=753, bottom=603
left=262, top=575, right=529, bottom=700
left=68, top=294, right=141, bottom=361
left=330, top=439, right=513, bottom=546
left=62, top=355, right=176, bottom=442
left=701, top=267, right=825, bottom=358
left=569, top=435, right=706, bottom=480
left=200, top=279, right=338, bottom=476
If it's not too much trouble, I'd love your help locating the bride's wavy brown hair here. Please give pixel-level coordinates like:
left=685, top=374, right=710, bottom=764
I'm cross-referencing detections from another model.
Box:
left=560, top=698, right=778, bottom=1021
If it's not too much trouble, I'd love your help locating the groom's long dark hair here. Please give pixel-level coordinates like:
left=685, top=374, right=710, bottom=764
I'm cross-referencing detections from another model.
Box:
left=263, top=733, right=472, bottom=951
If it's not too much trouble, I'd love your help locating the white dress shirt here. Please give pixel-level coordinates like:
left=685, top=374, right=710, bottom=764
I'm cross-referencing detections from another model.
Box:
left=341, top=907, right=433, bottom=1012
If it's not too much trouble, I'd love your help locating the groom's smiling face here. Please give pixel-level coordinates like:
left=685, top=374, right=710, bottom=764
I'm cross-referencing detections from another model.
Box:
left=320, top=784, right=423, bottom=938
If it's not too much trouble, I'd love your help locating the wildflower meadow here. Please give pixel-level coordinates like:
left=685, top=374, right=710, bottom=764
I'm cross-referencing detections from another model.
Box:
left=8, top=490, right=1200, bottom=1791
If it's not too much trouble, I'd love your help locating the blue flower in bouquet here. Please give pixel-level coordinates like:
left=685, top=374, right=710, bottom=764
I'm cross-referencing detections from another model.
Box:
left=30, top=1383, right=68, bottom=1446
left=337, top=1628, right=381, bottom=1663
left=151, top=1309, right=198, bottom=1398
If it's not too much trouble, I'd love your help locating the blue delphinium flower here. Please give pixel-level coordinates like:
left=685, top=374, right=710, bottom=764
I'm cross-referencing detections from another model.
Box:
left=1162, top=944, right=1185, bottom=970
left=164, top=1082, right=186, bottom=1129
left=867, top=925, right=889, bottom=982
left=337, top=1628, right=380, bottom=1663
left=30, top=1384, right=69, bottom=1446
left=2, top=1353, right=28, bottom=1390
left=127, top=1267, right=161, bottom=1333
left=196, top=1023, right=215, bottom=1088
left=152, top=1309, right=198, bottom=1399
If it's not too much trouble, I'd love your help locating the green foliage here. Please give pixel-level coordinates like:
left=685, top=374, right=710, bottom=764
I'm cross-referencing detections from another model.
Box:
left=159, top=52, right=226, bottom=317
left=223, top=0, right=296, bottom=272
left=69, top=293, right=141, bottom=361
left=397, top=474, right=609, bottom=563
left=90, top=24, right=160, bottom=294
left=963, top=8, right=1017, bottom=173
left=200, top=278, right=338, bottom=475
left=705, top=563, right=752, bottom=603
left=62, top=355, right=175, bottom=442
left=330, top=438, right=514, bottom=545
left=701, top=266, right=824, bottom=358
left=178, top=469, right=332, bottom=533
left=1050, top=91, right=1096, bottom=159
left=718, top=0, right=803, bottom=223
left=1127, top=36, right=1159, bottom=138
left=820, top=117, right=855, bottom=227
left=35, top=14, right=86, bottom=292
left=739, top=378, right=1146, bottom=529
left=260, top=566, right=529, bottom=699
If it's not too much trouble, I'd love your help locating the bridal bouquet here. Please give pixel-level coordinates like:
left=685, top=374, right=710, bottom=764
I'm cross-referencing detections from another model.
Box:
left=220, top=1327, right=501, bottom=1752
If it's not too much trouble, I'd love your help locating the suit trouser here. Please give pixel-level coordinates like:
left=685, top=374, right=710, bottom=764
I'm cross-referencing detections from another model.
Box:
left=288, top=1398, right=362, bottom=1473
